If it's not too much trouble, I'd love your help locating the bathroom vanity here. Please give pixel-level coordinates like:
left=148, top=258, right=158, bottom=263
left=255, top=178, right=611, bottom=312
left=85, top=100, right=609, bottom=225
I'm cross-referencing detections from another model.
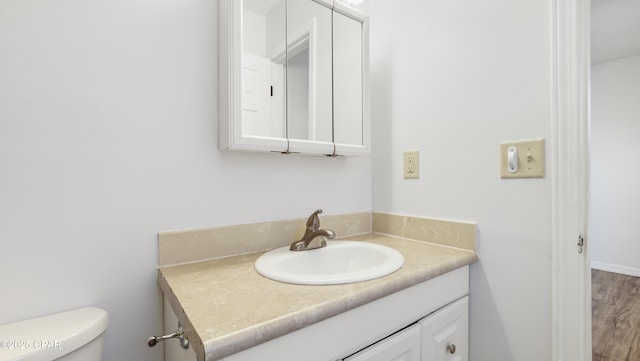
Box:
left=158, top=233, right=477, bottom=361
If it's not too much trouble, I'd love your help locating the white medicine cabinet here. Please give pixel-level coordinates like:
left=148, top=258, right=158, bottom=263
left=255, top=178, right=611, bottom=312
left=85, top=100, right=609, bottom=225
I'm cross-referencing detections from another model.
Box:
left=219, top=0, right=370, bottom=156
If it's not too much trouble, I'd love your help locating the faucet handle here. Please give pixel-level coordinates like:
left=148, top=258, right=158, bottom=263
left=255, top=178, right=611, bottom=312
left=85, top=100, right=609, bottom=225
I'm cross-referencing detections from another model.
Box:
left=306, top=209, right=323, bottom=230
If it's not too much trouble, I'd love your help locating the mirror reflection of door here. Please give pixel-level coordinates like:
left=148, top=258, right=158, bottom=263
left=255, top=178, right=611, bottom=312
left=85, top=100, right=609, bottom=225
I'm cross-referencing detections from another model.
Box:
left=287, top=0, right=333, bottom=144
left=242, top=0, right=286, bottom=139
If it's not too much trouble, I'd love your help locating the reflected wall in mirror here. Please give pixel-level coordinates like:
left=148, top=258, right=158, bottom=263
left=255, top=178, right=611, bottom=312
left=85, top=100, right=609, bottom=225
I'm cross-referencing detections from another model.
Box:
left=242, top=0, right=286, bottom=139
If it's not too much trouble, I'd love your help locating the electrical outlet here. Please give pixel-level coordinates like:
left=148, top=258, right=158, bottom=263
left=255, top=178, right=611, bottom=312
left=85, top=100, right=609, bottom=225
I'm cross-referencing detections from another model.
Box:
left=404, top=151, right=419, bottom=179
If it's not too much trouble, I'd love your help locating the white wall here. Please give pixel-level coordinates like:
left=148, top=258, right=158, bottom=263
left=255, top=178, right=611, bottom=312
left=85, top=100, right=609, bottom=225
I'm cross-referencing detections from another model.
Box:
left=368, top=1, right=553, bottom=360
left=591, top=0, right=640, bottom=65
left=0, top=1, right=371, bottom=360
left=591, top=54, right=640, bottom=276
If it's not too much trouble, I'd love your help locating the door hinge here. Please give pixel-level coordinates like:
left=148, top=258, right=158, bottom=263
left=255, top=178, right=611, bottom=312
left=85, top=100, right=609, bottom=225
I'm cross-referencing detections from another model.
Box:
left=577, top=233, right=585, bottom=254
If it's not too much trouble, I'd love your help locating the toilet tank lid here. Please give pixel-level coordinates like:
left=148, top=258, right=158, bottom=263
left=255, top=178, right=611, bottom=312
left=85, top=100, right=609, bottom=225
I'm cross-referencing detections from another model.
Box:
left=0, top=307, right=108, bottom=361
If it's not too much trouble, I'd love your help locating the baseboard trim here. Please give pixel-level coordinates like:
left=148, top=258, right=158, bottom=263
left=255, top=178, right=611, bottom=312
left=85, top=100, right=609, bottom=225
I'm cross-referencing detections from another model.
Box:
left=591, top=261, right=640, bottom=277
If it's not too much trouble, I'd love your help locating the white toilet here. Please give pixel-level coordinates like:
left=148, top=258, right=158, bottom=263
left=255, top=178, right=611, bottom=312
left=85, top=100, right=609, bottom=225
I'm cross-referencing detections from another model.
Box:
left=0, top=307, right=108, bottom=361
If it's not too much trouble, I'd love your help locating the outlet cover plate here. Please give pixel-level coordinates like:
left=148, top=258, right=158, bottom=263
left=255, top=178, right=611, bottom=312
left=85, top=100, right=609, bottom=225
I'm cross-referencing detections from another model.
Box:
left=404, top=151, right=419, bottom=179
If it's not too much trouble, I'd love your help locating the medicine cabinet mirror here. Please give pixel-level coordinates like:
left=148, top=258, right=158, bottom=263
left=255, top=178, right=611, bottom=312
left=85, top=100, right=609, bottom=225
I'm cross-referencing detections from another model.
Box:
left=219, top=0, right=370, bottom=156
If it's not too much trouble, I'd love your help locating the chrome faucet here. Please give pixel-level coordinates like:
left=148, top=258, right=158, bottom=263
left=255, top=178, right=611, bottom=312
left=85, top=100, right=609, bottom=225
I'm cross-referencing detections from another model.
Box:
left=289, top=209, right=335, bottom=251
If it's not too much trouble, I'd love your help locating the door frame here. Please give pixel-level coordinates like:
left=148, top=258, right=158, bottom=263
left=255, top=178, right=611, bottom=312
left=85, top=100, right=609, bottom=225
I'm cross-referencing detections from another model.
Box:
left=552, top=0, right=592, bottom=360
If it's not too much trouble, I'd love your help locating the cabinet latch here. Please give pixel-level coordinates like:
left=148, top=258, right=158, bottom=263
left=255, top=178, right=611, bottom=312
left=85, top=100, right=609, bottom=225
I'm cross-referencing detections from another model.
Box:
left=147, top=322, right=189, bottom=350
left=577, top=233, right=585, bottom=254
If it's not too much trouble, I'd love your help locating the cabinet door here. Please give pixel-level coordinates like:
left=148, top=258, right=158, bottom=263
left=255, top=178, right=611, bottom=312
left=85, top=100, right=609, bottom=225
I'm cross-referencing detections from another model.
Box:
left=286, top=0, right=334, bottom=155
left=419, top=296, right=469, bottom=361
left=332, top=4, right=370, bottom=156
left=343, top=324, right=421, bottom=361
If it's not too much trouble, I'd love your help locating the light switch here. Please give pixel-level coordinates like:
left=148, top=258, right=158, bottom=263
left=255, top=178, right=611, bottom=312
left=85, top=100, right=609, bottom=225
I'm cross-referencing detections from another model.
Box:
left=404, top=151, right=419, bottom=179
left=500, top=139, right=545, bottom=178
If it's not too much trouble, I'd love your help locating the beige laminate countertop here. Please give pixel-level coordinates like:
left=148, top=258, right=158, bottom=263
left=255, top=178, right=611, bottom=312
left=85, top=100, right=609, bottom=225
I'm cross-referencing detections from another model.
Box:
left=158, top=233, right=478, bottom=361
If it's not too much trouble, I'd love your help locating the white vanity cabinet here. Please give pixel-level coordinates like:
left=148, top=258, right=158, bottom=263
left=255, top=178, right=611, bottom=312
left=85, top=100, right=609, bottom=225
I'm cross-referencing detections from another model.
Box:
left=419, top=296, right=468, bottom=361
left=341, top=297, right=468, bottom=361
left=162, top=267, right=470, bottom=361
left=342, top=324, right=422, bottom=361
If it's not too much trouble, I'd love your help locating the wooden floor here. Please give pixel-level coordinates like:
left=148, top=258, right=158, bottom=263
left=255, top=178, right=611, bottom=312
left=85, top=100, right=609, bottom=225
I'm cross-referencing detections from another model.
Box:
left=592, top=269, right=640, bottom=361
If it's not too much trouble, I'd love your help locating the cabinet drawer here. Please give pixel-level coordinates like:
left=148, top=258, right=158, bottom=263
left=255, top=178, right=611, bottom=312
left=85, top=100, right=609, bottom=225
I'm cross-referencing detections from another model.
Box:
left=419, top=296, right=468, bottom=361
left=343, top=324, right=422, bottom=361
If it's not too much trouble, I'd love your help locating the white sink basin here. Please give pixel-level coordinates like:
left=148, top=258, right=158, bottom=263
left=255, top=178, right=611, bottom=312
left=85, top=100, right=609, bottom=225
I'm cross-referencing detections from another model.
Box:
left=254, top=241, right=404, bottom=285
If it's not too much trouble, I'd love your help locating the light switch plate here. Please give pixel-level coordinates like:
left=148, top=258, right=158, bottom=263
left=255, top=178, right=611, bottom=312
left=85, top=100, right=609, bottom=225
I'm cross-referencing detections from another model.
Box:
left=404, top=151, right=419, bottom=179
left=500, top=139, right=545, bottom=178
